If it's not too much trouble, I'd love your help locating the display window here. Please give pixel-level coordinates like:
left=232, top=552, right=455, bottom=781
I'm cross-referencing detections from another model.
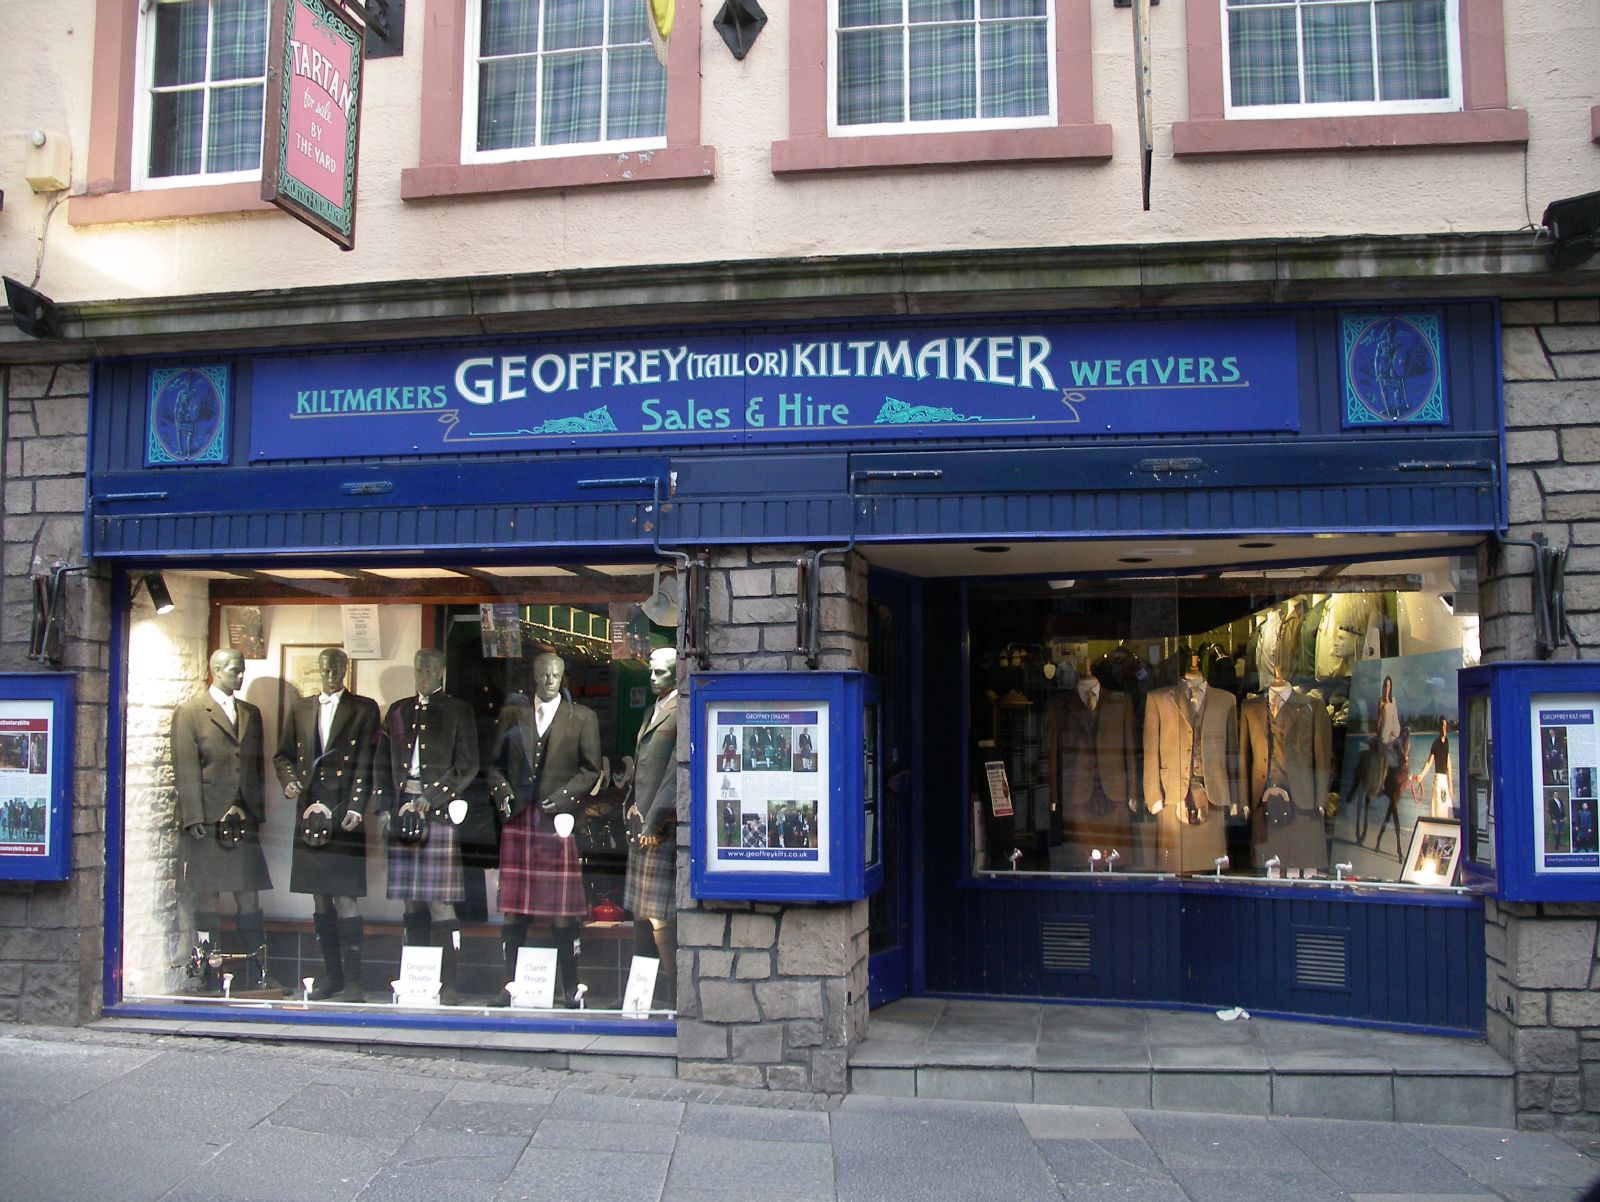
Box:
left=968, top=554, right=1478, bottom=888
left=118, top=564, right=679, bottom=1019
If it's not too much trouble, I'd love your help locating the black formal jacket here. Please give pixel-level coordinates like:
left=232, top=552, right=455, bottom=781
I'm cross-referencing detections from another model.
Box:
left=374, top=691, right=480, bottom=818
left=272, top=690, right=381, bottom=823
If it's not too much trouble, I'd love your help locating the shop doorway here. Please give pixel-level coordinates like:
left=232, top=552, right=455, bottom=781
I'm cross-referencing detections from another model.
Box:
left=867, top=572, right=918, bottom=1007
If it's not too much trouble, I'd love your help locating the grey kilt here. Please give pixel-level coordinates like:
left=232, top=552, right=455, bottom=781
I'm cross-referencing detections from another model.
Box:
left=386, top=818, right=464, bottom=902
left=182, top=825, right=272, bottom=894
left=623, top=837, right=674, bottom=922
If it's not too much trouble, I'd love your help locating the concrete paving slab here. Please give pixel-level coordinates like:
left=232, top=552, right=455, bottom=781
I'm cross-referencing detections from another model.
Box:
left=356, top=1169, right=506, bottom=1202
left=386, top=1126, right=530, bottom=1181
left=0, top=1036, right=163, bottom=1105
left=1163, top=1165, right=1349, bottom=1202
left=1151, top=1070, right=1271, bottom=1114
left=424, top=1097, right=548, bottom=1135
left=528, top=1117, right=681, bottom=1153
left=1274, top=1117, right=1498, bottom=1195
left=47, top=1079, right=282, bottom=1142
left=266, top=1080, right=451, bottom=1141
left=1392, top=1075, right=1514, bottom=1127
left=907, top=1039, right=1038, bottom=1067
left=1126, top=1110, right=1320, bottom=1172
left=500, top=1147, right=670, bottom=1202
left=660, top=1134, right=835, bottom=1201
left=849, top=1065, right=917, bottom=1096
left=1150, top=1043, right=1270, bottom=1070
left=680, top=1101, right=831, bottom=1143
left=1035, top=1040, right=1152, bottom=1070
left=0, top=1125, right=213, bottom=1202
left=443, top=1079, right=560, bottom=1107
left=1036, top=1136, right=1180, bottom=1186
left=916, top=1065, right=1034, bottom=1102
left=1016, top=1103, right=1142, bottom=1141
left=1410, top=1124, right=1600, bottom=1197
left=161, top=1124, right=397, bottom=1202
left=544, top=1089, right=684, bottom=1126
left=1271, top=1072, right=1395, bottom=1121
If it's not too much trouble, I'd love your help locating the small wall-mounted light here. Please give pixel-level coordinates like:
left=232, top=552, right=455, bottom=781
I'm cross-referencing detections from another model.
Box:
left=3, top=276, right=62, bottom=339
left=1541, top=191, right=1600, bottom=269
left=713, top=0, right=766, bottom=60
left=142, top=569, right=176, bottom=611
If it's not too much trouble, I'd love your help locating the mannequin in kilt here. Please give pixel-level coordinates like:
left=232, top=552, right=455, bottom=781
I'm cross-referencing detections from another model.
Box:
left=272, top=648, right=379, bottom=1001
left=624, top=647, right=679, bottom=1003
left=487, top=652, right=602, bottom=1007
left=375, top=649, right=479, bottom=1003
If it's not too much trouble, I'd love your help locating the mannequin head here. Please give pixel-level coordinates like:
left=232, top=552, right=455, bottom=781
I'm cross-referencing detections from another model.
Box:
left=414, top=648, right=446, bottom=696
left=532, top=652, right=566, bottom=703
left=648, top=647, right=678, bottom=698
left=209, top=649, right=244, bottom=696
left=317, top=648, right=349, bottom=696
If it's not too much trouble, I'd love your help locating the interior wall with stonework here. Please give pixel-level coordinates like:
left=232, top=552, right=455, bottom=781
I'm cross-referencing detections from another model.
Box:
left=0, top=362, right=108, bottom=1024
left=1483, top=296, right=1600, bottom=1132
left=674, top=548, right=871, bottom=1092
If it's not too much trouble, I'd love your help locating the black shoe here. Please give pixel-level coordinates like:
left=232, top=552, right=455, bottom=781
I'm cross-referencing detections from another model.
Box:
left=308, top=980, right=343, bottom=1001
left=487, top=988, right=512, bottom=1008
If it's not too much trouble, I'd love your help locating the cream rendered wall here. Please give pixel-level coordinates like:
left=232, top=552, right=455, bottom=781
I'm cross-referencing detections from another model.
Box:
left=0, top=0, right=1596, bottom=306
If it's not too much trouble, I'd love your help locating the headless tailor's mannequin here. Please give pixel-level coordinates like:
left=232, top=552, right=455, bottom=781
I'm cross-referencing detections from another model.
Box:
left=624, top=648, right=680, bottom=1004
left=377, top=649, right=479, bottom=1003
left=1143, top=656, right=1237, bottom=875
left=172, top=649, right=275, bottom=988
left=1240, top=665, right=1331, bottom=878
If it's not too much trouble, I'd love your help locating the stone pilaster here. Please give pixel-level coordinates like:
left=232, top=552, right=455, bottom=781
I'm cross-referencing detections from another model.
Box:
left=0, top=362, right=109, bottom=1025
left=1485, top=298, right=1600, bottom=1131
left=675, top=546, right=869, bottom=1092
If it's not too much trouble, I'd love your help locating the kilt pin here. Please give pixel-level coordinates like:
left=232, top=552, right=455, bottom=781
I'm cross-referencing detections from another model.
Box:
left=488, top=699, right=602, bottom=918
left=376, top=691, right=479, bottom=903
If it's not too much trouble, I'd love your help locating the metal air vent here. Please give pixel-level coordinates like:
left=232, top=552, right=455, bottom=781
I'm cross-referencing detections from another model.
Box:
left=1294, top=930, right=1348, bottom=990
left=1041, top=919, right=1093, bottom=973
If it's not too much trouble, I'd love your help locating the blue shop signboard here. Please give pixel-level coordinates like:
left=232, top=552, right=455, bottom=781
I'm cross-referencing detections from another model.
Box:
left=690, top=671, right=881, bottom=903
left=248, top=316, right=1301, bottom=459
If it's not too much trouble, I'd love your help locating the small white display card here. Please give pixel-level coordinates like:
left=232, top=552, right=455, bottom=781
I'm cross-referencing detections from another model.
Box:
left=340, top=604, right=382, bottom=658
left=508, top=946, right=558, bottom=1010
left=393, top=945, right=443, bottom=1006
left=622, top=955, right=660, bottom=1018
left=985, top=761, right=1014, bottom=818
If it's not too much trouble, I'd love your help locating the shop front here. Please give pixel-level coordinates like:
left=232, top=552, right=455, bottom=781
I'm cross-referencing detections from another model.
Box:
left=87, top=296, right=1504, bottom=1074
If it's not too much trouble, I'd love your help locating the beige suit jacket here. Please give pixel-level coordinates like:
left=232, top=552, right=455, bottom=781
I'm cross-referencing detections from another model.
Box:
left=1142, top=683, right=1237, bottom=817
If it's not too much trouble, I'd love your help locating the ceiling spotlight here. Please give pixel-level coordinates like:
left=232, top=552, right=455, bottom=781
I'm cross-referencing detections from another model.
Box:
left=140, top=573, right=175, bottom=615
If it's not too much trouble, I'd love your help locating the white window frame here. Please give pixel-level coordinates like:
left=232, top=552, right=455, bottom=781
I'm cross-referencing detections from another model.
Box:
left=461, top=0, right=669, bottom=164
left=825, top=0, right=1058, bottom=139
left=1220, top=0, right=1462, bottom=120
left=132, top=0, right=267, bottom=190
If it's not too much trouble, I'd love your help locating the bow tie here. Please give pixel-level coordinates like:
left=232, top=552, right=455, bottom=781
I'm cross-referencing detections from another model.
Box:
left=319, top=694, right=339, bottom=706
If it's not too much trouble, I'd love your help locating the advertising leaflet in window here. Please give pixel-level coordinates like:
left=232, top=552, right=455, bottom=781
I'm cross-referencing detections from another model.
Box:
left=1533, top=697, right=1600, bottom=872
left=705, top=703, right=828, bottom=876
left=0, top=707, right=52, bottom=861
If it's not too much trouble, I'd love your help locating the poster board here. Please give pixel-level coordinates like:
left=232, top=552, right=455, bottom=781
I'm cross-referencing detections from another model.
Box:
left=0, top=673, right=75, bottom=881
left=690, top=672, right=880, bottom=902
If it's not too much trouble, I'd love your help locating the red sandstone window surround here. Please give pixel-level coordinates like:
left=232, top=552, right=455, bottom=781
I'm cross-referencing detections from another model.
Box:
left=1173, top=0, right=1526, bottom=155
left=771, top=0, right=1110, bottom=175
left=400, top=0, right=714, bottom=199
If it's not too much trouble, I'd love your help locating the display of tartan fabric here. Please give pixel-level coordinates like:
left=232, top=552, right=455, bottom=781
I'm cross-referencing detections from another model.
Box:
left=476, top=0, right=666, bottom=153
left=146, top=0, right=267, bottom=180
left=836, top=0, right=1049, bottom=128
left=498, top=806, right=587, bottom=919
left=387, top=818, right=467, bottom=903
left=1227, top=0, right=1451, bottom=110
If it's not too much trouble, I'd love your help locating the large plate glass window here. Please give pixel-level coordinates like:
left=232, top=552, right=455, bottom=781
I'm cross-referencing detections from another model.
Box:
left=138, top=0, right=269, bottom=185
left=1223, top=0, right=1461, bottom=119
left=832, top=0, right=1056, bottom=134
left=118, top=564, right=677, bottom=1021
left=467, top=0, right=668, bottom=160
left=967, top=555, right=1478, bottom=889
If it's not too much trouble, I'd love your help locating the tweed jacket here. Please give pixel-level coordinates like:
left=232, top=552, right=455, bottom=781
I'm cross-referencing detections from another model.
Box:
left=486, top=698, right=601, bottom=820
left=272, top=690, right=380, bottom=822
left=631, top=691, right=679, bottom=837
left=374, top=691, right=479, bottom=817
left=1142, top=682, right=1237, bottom=816
left=1053, top=689, right=1139, bottom=808
left=1239, top=689, right=1332, bottom=819
left=172, top=691, right=265, bottom=827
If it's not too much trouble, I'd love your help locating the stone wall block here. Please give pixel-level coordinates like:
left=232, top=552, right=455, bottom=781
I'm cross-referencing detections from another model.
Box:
left=8, top=366, right=52, bottom=398
left=1509, top=919, right=1596, bottom=988
left=1508, top=429, right=1560, bottom=464
left=708, top=571, right=732, bottom=625
left=810, top=1048, right=848, bottom=1093
left=709, top=626, right=760, bottom=655
left=700, top=980, right=760, bottom=1023
left=1558, top=300, right=1600, bottom=324
left=1543, top=325, right=1600, bottom=354
left=1562, top=428, right=1600, bottom=465
left=730, top=596, right=794, bottom=625
left=1503, top=301, right=1557, bottom=325
left=678, top=1061, right=764, bottom=1088
left=46, top=365, right=89, bottom=397
left=1516, top=1028, right=1581, bottom=1073
left=729, top=914, right=777, bottom=951
left=766, top=1064, right=808, bottom=1092
left=1519, top=1074, right=1554, bottom=1110
left=735, top=952, right=772, bottom=980
left=1550, top=1075, right=1584, bottom=1113
left=34, top=398, right=89, bottom=437
left=1504, top=381, right=1600, bottom=428
left=776, top=906, right=852, bottom=976
left=1501, top=328, right=1554, bottom=381
left=731, top=1024, right=784, bottom=1064
left=1552, top=352, right=1600, bottom=380
left=729, top=568, right=774, bottom=598
left=679, top=911, right=728, bottom=947
left=786, top=1018, right=823, bottom=1047
left=698, top=950, right=734, bottom=977
left=20, top=437, right=86, bottom=479
left=1506, top=472, right=1545, bottom=525
left=755, top=978, right=822, bottom=1020
left=677, top=1019, right=731, bottom=1060
left=1551, top=992, right=1600, bottom=1028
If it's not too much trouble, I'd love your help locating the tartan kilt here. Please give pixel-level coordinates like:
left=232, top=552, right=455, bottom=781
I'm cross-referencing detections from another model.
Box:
left=498, top=806, right=585, bottom=918
left=386, top=817, right=464, bottom=902
left=623, top=835, right=675, bottom=922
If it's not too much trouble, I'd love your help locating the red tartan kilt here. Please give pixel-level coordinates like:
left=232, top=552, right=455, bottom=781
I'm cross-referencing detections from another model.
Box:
left=498, top=807, right=586, bottom=918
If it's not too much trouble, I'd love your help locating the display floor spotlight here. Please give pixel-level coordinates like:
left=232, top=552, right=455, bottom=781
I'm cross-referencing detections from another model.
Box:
left=141, top=573, right=175, bottom=615
left=1541, top=191, right=1600, bottom=269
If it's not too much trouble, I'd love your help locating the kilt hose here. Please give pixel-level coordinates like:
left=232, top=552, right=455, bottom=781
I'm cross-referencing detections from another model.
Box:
left=498, top=805, right=585, bottom=918
left=623, top=836, right=674, bottom=922
left=386, top=818, right=464, bottom=903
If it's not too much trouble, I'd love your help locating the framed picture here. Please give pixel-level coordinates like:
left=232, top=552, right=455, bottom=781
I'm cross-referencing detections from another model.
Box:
left=279, top=645, right=355, bottom=731
left=0, top=672, right=75, bottom=882
left=1402, top=817, right=1463, bottom=886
